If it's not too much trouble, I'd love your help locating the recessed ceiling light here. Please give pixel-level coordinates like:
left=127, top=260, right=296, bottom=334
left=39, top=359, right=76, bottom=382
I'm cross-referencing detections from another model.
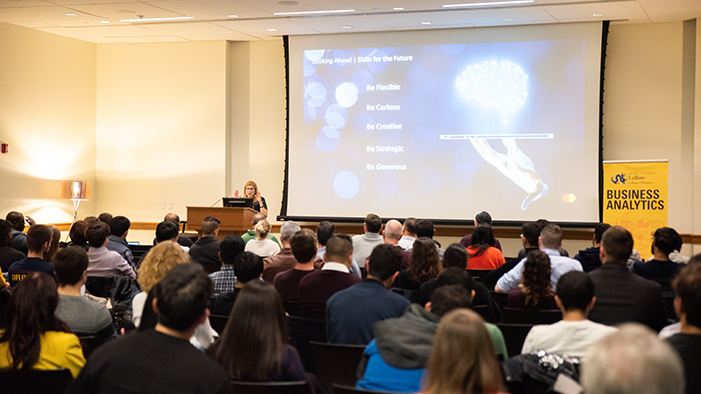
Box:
left=273, top=9, right=355, bottom=16
left=99, top=20, right=111, bottom=23
left=443, top=0, right=534, bottom=8
left=393, top=7, right=404, bottom=10
left=268, top=28, right=278, bottom=31
left=342, top=25, right=353, bottom=29
left=421, top=21, right=432, bottom=25
left=119, top=16, right=194, bottom=22
left=227, top=14, right=239, bottom=18
left=64, top=13, right=76, bottom=16
left=278, top=1, right=301, bottom=5
left=593, top=13, right=604, bottom=16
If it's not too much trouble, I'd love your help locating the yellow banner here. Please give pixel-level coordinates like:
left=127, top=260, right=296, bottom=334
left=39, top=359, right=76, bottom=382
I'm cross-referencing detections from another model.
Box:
left=603, top=161, right=668, bottom=260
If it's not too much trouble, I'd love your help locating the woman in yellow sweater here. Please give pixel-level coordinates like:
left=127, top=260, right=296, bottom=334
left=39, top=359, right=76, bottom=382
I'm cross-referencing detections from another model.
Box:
left=0, top=272, right=85, bottom=378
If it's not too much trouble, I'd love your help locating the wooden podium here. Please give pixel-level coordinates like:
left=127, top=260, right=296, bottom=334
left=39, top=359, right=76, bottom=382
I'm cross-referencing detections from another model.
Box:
left=186, top=206, right=257, bottom=239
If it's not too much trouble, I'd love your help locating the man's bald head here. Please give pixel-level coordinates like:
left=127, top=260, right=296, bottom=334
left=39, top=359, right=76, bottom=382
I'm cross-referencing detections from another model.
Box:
left=383, top=219, right=403, bottom=245
left=252, top=213, right=266, bottom=226
left=164, top=213, right=180, bottom=224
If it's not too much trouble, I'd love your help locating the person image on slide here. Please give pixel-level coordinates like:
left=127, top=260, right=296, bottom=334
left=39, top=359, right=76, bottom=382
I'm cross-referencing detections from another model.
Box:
left=234, top=180, right=268, bottom=217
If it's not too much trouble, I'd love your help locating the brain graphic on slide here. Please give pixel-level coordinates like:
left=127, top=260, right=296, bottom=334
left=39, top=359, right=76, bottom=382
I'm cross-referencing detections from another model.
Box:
left=455, top=60, right=528, bottom=123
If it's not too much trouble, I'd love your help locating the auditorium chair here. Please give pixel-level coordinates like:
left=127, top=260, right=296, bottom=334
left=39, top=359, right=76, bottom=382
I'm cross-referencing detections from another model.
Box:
left=502, top=308, right=561, bottom=325
left=283, top=300, right=302, bottom=317
left=497, top=323, right=534, bottom=358
left=0, top=368, right=73, bottom=394
left=472, top=305, right=495, bottom=323
left=466, top=269, right=494, bottom=284
left=209, top=314, right=229, bottom=335
left=390, top=288, right=421, bottom=304
left=332, top=384, right=408, bottom=394
left=489, top=291, right=509, bottom=309
left=287, top=315, right=327, bottom=372
left=230, top=380, right=313, bottom=394
left=309, top=341, right=366, bottom=393
left=662, top=296, right=678, bottom=322
left=78, top=335, right=104, bottom=360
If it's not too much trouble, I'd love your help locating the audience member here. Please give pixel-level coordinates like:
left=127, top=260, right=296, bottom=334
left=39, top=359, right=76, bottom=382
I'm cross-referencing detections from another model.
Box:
left=398, top=217, right=417, bottom=251
left=241, top=213, right=281, bottom=247
left=574, top=223, right=611, bottom=272
left=423, top=309, right=504, bottom=394
left=521, top=271, right=616, bottom=357
left=67, top=220, right=90, bottom=251
left=6, top=210, right=34, bottom=255
left=97, top=212, right=113, bottom=225
left=352, top=213, right=384, bottom=270
left=133, top=242, right=191, bottom=327
left=67, top=264, right=232, bottom=394
left=326, top=244, right=409, bottom=345
left=106, top=215, right=136, bottom=269
left=383, top=219, right=412, bottom=270
left=587, top=226, right=667, bottom=331
left=496, top=224, right=582, bottom=293
left=158, top=212, right=194, bottom=247
left=581, top=324, right=684, bottom=394
left=208, top=281, right=313, bottom=387
left=632, top=226, right=684, bottom=294
left=0, top=272, right=85, bottom=377
left=356, top=285, right=506, bottom=393
left=659, top=254, right=701, bottom=338
left=0, top=219, right=25, bottom=273
left=44, top=225, right=61, bottom=263
left=298, top=235, right=362, bottom=319
left=209, top=235, right=245, bottom=299
left=460, top=211, right=503, bottom=251
left=262, top=221, right=300, bottom=283
left=415, top=219, right=444, bottom=259
left=394, top=237, right=441, bottom=291
left=211, top=252, right=264, bottom=316
left=507, top=250, right=558, bottom=309
left=516, top=219, right=569, bottom=259
left=667, top=261, right=701, bottom=394
left=85, top=221, right=136, bottom=279
left=466, top=224, right=505, bottom=269
left=189, top=216, right=222, bottom=274
left=244, top=218, right=280, bottom=257
left=273, top=229, right=318, bottom=302
left=484, top=221, right=540, bottom=289
left=316, top=220, right=361, bottom=277
left=8, top=224, right=55, bottom=286
left=54, top=247, right=117, bottom=343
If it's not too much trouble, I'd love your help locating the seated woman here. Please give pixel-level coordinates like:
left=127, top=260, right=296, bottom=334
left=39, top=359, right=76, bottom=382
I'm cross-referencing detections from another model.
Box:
left=466, top=225, right=505, bottom=270
left=244, top=219, right=280, bottom=257
left=0, top=272, right=85, bottom=378
left=67, top=220, right=89, bottom=251
left=422, top=309, right=504, bottom=394
left=507, top=250, right=557, bottom=309
left=208, top=281, right=315, bottom=388
left=394, top=237, right=442, bottom=291
left=234, top=180, right=268, bottom=217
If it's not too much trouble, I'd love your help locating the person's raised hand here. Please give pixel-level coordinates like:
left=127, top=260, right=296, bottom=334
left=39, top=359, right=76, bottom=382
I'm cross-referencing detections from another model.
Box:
left=233, top=190, right=240, bottom=198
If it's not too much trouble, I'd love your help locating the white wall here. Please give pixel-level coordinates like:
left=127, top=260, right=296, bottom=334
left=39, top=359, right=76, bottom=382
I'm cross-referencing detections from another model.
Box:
left=0, top=22, right=96, bottom=225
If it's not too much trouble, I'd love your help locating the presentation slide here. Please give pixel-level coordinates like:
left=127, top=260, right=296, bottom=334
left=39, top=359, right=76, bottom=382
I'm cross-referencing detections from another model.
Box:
left=286, top=23, right=602, bottom=223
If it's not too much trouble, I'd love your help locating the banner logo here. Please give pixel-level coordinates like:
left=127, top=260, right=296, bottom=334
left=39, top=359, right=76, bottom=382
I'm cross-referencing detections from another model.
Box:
left=611, top=174, right=626, bottom=184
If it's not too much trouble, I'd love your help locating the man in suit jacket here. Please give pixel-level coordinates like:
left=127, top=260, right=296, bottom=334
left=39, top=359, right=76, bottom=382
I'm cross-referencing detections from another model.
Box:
left=587, top=226, right=667, bottom=331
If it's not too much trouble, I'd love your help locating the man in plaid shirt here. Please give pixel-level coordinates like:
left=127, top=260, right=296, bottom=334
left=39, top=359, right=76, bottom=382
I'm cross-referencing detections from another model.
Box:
left=208, top=235, right=245, bottom=298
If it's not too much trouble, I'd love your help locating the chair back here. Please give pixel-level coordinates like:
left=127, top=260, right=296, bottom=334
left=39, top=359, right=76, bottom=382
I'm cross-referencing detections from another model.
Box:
left=332, top=384, right=408, bottom=394
left=0, top=368, right=73, bottom=394
left=390, top=288, right=421, bottom=304
left=85, top=276, right=117, bottom=298
left=472, top=305, right=494, bottom=323
left=231, top=380, right=312, bottom=394
left=287, top=316, right=327, bottom=372
left=497, top=323, right=534, bottom=358
left=466, top=269, right=493, bottom=284
left=209, top=314, right=229, bottom=335
left=78, top=336, right=104, bottom=360
left=489, top=291, right=509, bottom=309
left=283, top=300, right=302, bottom=317
left=502, top=308, right=561, bottom=325
left=663, top=296, right=678, bottom=322
left=309, top=341, right=366, bottom=393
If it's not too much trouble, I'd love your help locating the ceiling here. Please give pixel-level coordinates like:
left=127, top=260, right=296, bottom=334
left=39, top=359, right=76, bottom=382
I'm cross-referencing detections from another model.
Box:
left=0, top=0, right=699, bottom=43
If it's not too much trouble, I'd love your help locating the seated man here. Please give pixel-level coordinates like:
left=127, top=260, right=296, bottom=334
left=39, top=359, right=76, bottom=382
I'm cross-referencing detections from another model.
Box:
left=152, top=213, right=194, bottom=248
left=574, top=223, right=611, bottom=272
left=496, top=224, right=582, bottom=293
left=397, top=217, right=417, bottom=251
left=274, top=229, right=319, bottom=302
left=587, top=226, right=667, bottom=331
left=298, top=234, right=362, bottom=319
left=667, top=262, right=701, bottom=394
left=316, top=220, right=360, bottom=277
left=86, top=222, right=136, bottom=279
left=208, top=235, right=245, bottom=299
left=632, top=227, right=684, bottom=294
left=581, top=324, right=684, bottom=394
left=211, top=251, right=263, bottom=316
left=189, top=216, right=222, bottom=274
left=352, top=213, right=384, bottom=272
left=8, top=224, right=55, bottom=286
left=484, top=221, right=540, bottom=289
left=54, top=246, right=117, bottom=343
left=0, top=219, right=25, bottom=273
left=66, top=263, right=232, bottom=394
left=242, top=213, right=281, bottom=247
left=460, top=211, right=502, bottom=251
left=521, top=271, right=617, bottom=357
left=5, top=210, right=34, bottom=255
left=262, top=221, right=301, bottom=283
left=106, top=216, right=136, bottom=270
left=356, top=284, right=507, bottom=393
left=326, top=244, right=409, bottom=345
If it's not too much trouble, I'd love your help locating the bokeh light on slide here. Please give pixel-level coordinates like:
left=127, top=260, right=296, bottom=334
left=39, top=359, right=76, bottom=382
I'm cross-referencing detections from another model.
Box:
left=416, top=167, right=443, bottom=195
left=305, top=50, right=326, bottom=62
left=305, top=82, right=327, bottom=107
left=374, top=170, right=400, bottom=196
left=562, top=194, right=576, bottom=203
left=316, top=126, right=340, bottom=152
left=335, top=82, right=359, bottom=108
left=411, top=127, right=436, bottom=154
left=325, top=104, right=348, bottom=130
left=352, top=70, right=374, bottom=94
left=334, top=171, right=360, bottom=199
left=351, top=113, right=374, bottom=139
